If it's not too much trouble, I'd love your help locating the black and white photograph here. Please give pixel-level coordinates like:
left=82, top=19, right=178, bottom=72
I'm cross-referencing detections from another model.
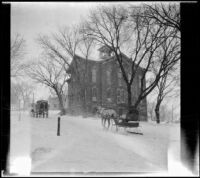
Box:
left=1, top=1, right=199, bottom=177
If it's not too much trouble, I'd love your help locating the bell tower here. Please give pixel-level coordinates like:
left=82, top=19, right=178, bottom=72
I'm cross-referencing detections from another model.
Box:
left=98, top=45, right=113, bottom=60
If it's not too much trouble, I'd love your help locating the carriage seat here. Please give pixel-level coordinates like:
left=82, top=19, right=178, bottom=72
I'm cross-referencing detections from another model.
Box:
left=125, top=110, right=139, bottom=122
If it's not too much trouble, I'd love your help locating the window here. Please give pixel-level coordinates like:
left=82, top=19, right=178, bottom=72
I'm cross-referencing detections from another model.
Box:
left=107, top=88, right=111, bottom=102
left=77, top=92, right=81, bottom=102
left=118, top=70, right=122, bottom=86
left=138, top=75, right=142, bottom=90
left=117, top=89, right=121, bottom=104
left=116, top=88, right=126, bottom=104
left=106, top=67, right=111, bottom=85
left=128, top=73, right=131, bottom=81
left=121, top=89, right=125, bottom=103
left=92, top=66, right=97, bottom=83
left=92, top=87, right=97, bottom=101
left=71, top=95, right=74, bottom=103
left=133, top=85, right=137, bottom=98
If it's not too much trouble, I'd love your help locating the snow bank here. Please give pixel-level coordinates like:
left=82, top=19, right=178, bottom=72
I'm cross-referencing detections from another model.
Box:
left=9, top=111, right=32, bottom=175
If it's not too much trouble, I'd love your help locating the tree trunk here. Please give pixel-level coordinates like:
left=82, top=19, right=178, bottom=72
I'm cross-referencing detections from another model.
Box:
left=126, top=85, right=140, bottom=121
left=132, top=95, right=142, bottom=121
left=82, top=89, right=87, bottom=118
left=57, top=94, right=65, bottom=115
left=127, top=85, right=132, bottom=111
left=155, top=105, right=160, bottom=124
left=155, top=97, right=162, bottom=124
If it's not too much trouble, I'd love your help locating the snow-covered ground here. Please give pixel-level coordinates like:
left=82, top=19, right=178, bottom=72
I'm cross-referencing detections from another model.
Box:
left=8, top=110, right=198, bottom=176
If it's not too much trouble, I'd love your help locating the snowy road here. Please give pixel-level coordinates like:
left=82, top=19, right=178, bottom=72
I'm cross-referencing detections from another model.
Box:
left=11, top=111, right=198, bottom=176
left=31, top=114, right=167, bottom=173
left=9, top=111, right=181, bottom=175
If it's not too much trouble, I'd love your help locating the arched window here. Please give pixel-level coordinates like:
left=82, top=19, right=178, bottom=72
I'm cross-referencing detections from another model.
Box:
left=92, top=87, right=97, bottom=101
left=92, top=66, right=97, bottom=83
left=128, top=73, right=131, bottom=81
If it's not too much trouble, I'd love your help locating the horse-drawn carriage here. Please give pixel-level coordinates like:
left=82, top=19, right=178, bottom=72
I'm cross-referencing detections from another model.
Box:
left=97, top=106, right=142, bottom=135
left=30, top=100, right=49, bottom=118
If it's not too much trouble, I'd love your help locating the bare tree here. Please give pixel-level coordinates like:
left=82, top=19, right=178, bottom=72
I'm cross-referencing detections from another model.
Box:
left=11, top=81, right=34, bottom=111
left=26, top=55, right=68, bottom=115
left=143, top=3, right=180, bottom=33
left=154, top=71, right=178, bottom=123
left=11, top=34, right=27, bottom=78
left=82, top=4, right=179, bottom=117
left=151, top=34, right=180, bottom=123
left=11, top=82, right=21, bottom=109
left=37, top=25, right=94, bottom=115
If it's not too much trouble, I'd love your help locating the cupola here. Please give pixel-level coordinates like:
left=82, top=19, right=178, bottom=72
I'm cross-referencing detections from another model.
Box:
left=98, top=45, right=114, bottom=60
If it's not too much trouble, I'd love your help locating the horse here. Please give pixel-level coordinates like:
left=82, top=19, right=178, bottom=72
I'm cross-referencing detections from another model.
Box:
left=96, top=106, right=117, bottom=129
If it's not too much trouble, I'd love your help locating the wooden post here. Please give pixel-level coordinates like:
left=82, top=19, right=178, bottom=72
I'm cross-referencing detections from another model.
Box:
left=57, top=117, right=61, bottom=136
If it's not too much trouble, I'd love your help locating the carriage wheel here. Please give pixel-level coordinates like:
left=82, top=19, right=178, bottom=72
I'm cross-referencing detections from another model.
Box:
left=110, top=119, right=116, bottom=131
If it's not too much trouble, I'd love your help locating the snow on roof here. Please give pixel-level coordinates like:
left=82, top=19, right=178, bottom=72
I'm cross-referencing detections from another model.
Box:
left=98, top=45, right=112, bottom=52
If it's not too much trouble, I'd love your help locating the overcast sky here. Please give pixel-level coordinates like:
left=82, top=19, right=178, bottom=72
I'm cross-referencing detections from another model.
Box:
left=11, top=2, right=100, bottom=59
left=11, top=2, right=101, bottom=100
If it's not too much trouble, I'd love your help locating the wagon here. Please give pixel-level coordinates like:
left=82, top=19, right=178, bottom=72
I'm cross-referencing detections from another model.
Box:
left=110, top=108, right=143, bottom=135
left=31, top=100, right=49, bottom=118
